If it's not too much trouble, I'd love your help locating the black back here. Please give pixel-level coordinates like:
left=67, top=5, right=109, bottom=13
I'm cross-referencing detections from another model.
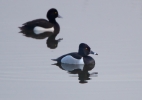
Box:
left=52, top=52, right=82, bottom=63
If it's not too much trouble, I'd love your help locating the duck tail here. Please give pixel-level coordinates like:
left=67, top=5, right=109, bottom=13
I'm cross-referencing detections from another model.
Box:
left=51, top=59, right=57, bottom=61
left=18, top=27, right=22, bottom=33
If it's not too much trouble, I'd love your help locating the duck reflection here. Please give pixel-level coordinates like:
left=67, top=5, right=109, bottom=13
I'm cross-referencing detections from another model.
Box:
left=19, top=23, right=63, bottom=49
left=46, top=33, right=63, bottom=49
left=53, top=63, right=98, bottom=83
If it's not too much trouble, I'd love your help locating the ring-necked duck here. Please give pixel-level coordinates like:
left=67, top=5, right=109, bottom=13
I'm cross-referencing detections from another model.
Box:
left=52, top=43, right=98, bottom=64
left=19, top=8, right=61, bottom=36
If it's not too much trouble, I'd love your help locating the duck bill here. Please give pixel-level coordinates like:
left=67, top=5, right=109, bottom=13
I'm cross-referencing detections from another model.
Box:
left=57, top=38, right=63, bottom=42
left=90, top=50, right=98, bottom=55
left=58, top=14, right=62, bottom=18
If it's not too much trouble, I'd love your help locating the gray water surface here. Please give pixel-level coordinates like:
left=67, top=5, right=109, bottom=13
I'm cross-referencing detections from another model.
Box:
left=0, top=0, right=142, bottom=100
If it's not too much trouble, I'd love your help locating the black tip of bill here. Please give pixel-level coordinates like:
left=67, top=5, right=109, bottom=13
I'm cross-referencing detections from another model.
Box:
left=90, top=50, right=98, bottom=55
left=95, top=53, right=98, bottom=55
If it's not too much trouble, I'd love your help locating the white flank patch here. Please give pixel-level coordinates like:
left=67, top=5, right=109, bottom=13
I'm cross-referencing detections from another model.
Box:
left=61, top=64, right=84, bottom=71
left=33, top=26, right=54, bottom=34
left=61, top=55, right=84, bottom=64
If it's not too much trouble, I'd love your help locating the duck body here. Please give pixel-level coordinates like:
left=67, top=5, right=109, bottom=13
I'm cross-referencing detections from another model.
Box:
left=52, top=52, right=84, bottom=64
left=21, top=19, right=61, bottom=34
left=52, top=43, right=98, bottom=65
left=19, top=8, right=61, bottom=38
left=52, top=52, right=95, bottom=65
left=23, top=19, right=52, bottom=28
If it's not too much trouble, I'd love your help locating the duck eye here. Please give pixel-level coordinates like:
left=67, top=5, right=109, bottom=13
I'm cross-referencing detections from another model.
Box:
left=86, top=48, right=88, bottom=50
left=55, top=12, right=57, bottom=14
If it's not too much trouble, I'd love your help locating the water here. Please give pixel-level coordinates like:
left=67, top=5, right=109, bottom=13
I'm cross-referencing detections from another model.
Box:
left=0, top=0, right=142, bottom=100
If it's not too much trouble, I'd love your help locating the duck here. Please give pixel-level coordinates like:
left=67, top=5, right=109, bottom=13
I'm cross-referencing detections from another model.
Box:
left=19, top=8, right=61, bottom=37
left=52, top=43, right=98, bottom=64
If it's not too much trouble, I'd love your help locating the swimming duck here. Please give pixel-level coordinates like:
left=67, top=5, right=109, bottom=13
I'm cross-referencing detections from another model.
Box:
left=52, top=43, right=98, bottom=64
left=19, top=8, right=61, bottom=37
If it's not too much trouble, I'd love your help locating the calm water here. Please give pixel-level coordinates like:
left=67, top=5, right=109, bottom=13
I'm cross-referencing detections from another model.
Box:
left=0, top=0, right=142, bottom=100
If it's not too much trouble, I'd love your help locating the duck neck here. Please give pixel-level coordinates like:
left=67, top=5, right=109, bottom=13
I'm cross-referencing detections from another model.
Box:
left=49, top=19, right=57, bottom=23
left=78, top=51, right=84, bottom=57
